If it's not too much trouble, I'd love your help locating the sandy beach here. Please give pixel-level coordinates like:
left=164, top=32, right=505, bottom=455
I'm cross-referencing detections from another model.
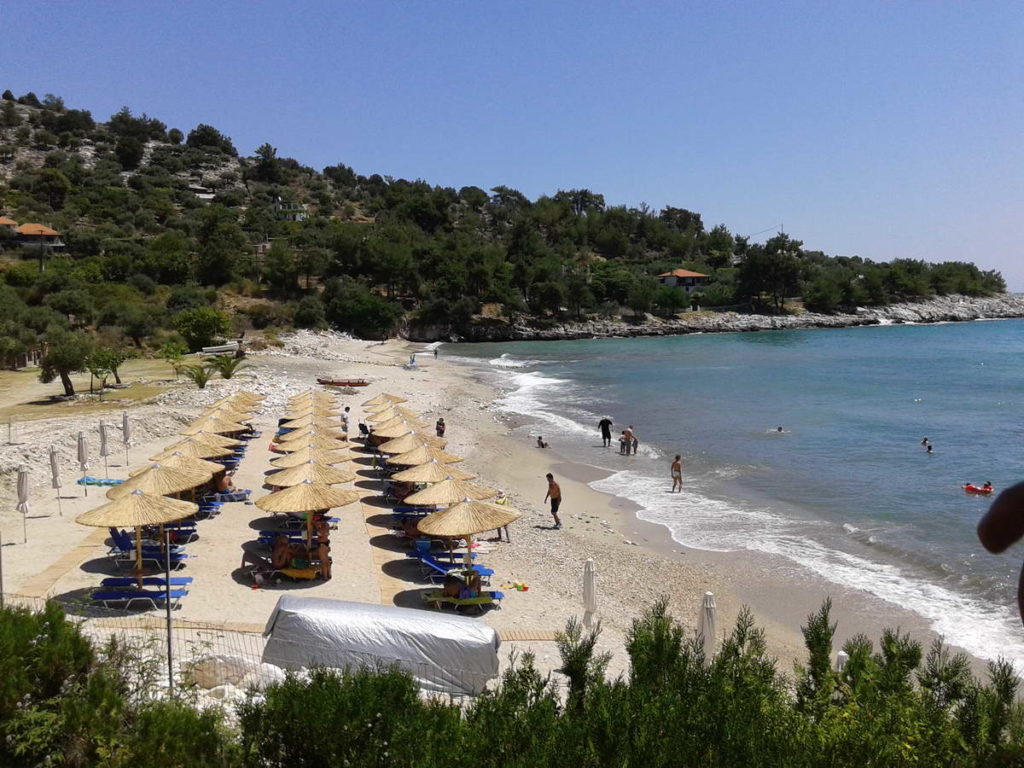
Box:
left=0, top=331, right=991, bottom=682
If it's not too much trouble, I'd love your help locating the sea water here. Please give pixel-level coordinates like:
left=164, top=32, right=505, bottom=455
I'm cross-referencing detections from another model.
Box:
left=447, top=319, right=1024, bottom=666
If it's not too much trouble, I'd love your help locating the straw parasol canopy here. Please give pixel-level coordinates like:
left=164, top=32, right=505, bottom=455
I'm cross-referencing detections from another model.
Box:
left=183, top=417, right=246, bottom=435
left=370, top=422, right=423, bottom=440
left=281, top=414, right=343, bottom=429
left=107, top=463, right=212, bottom=499
left=285, top=406, right=340, bottom=419
left=378, top=433, right=447, bottom=454
left=417, top=498, right=521, bottom=538
left=390, top=461, right=476, bottom=483
left=281, top=424, right=346, bottom=440
left=366, top=408, right=399, bottom=423
left=130, top=453, right=223, bottom=477
left=254, top=480, right=362, bottom=514
left=388, top=444, right=464, bottom=466
left=267, top=461, right=357, bottom=487
left=270, top=445, right=357, bottom=467
left=362, top=393, right=407, bottom=407
left=289, top=391, right=336, bottom=404
left=373, top=414, right=429, bottom=430
left=403, top=478, right=497, bottom=505
left=77, top=489, right=198, bottom=528
left=184, top=431, right=243, bottom=448
left=276, top=434, right=348, bottom=452
left=151, top=439, right=234, bottom=461
left=199, top=406, right=254, bottom=422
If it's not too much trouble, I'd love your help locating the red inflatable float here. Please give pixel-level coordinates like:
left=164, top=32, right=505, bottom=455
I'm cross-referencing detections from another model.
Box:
left=963, top=483, right=994, bottom=495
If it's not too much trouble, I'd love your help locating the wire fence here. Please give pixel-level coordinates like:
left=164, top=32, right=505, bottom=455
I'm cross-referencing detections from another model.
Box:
left=1, top=591, right=495, bottom=699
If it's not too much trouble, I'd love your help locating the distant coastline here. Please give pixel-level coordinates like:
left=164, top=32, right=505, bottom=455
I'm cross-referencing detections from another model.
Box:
left=412, top=293, right=1024, bottom=342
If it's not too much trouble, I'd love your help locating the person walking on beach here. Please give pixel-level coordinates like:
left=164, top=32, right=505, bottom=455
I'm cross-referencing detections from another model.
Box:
left=434, top=348, right=438, bottom=360
left=599, top=417, right=613, bottom=448
left=436, top=417, right=446, bottom=438
left=671, top=454, right=683, bottom=493
left=544, top=473, right=562, bottom=529
left=623, top=425, right=634, bottom=455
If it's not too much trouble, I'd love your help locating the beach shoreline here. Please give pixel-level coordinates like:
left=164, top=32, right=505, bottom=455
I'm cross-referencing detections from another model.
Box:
left=0, top=329, right=1000, bottom=683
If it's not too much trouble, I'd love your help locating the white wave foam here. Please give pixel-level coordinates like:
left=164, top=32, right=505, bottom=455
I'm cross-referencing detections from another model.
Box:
left=590, top=470, right=1024, bottom=667
left=497, top=371, right=595, bottom=437
left=489, top=353, right=548, bottom=369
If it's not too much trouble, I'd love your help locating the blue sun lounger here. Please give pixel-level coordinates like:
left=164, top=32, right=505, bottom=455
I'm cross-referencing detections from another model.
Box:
left=406, top=552, right=493, bottom=584
left=101, top=576, right=193, bottom=588
left=91, top=589, right=188, bottom=610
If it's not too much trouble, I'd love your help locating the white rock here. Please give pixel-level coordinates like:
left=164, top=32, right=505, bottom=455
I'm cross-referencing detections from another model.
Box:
left=183, top=654, right=253, bottom=689
left=240, top=663, right=287, bottom=690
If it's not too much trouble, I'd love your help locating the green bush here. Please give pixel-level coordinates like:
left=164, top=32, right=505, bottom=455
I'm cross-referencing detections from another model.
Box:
left=174, top=306, right=231, bottom=351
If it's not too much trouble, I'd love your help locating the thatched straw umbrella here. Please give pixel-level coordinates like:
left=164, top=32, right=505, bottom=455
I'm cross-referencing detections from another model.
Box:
left=418, top=499, right=522, bottom=566
left=254, top=480, right=362, bottom=548
left=362, top=393, right=407, bottom=407
left=281, top=424, right=346, bottom=440
left=388, top=444, right=464, bottom=466
left=370, top=422, right=421, bottom=440
left=151, top=440, right=234, bottom=461
left=183, top=417, right=246, bottom=436
left=366, top=408, right=398, bottom=423
left=183, top=431, right=243, bottom=449
left=281, top=414, right=344, bottom=430
left=130, top=453, right=223, bottom=477
left=106, top=463, right=212, bottom=500
left=403, top=478, right=497, bottom=506
left=76, top=490, right=198, bottom=574
left=389, top=461, right=476, bottom=483
left=266, top=461, right=358, bottom=487
left=270, top=446, right=357, bottom=468
left=378, top=433, right=447, bottom=454
left=373, top=415, right=429, bottom=431
left=276, top=434, right=349, bottom=452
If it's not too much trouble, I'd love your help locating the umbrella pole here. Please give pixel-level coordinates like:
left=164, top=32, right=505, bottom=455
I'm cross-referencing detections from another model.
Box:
left=164, top=525, right=174, bottom=697
left=464, top=534, right=473, bottom=569
left=135, top=527, right=143, bottom=575
left=22, top=508, right=27, bottom=544
left=56, top=489, right=62, bottom=517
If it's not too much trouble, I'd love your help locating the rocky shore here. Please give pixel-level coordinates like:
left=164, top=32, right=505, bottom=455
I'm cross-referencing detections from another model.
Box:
left=413, top=293, right=1024, bottom=342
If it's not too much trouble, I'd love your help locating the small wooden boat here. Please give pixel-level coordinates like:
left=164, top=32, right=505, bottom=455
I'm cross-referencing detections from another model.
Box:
left=317, top=377, right=369, bottom=387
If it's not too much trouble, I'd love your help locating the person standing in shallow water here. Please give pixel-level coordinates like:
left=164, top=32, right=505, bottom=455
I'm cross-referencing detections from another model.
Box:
left=598, top=417, right=613, bottom=448
left=671, top=454, right=683, bottom=493
left=544, top=472, right=562, bottom=529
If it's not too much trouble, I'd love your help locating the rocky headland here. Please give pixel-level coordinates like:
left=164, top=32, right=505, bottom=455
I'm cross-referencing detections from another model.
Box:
left=412, top=293, right=1024, bottom=342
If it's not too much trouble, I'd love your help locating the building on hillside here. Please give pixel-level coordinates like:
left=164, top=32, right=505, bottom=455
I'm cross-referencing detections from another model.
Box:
left=0, top=215, right=18, bottom=232
left=657, top=268, right=709, bottom=293
left=274, top=197, right=307, bottom=222
left=16, top=223, right=65, bottom=250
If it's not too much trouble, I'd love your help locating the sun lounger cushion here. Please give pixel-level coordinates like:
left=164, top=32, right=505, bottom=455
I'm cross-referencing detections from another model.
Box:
left=101, top=576, right=193, bottom=587
left=76, top=476, right=124, bottom=486
left=423, top=590, right=504, bottom=610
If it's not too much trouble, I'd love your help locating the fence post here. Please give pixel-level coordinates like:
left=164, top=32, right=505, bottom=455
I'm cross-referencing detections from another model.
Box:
left=164, top=527, right=174, bottom=696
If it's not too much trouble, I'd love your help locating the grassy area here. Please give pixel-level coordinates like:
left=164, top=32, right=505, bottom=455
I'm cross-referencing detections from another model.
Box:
left=0, top=358, right=177, bottom=422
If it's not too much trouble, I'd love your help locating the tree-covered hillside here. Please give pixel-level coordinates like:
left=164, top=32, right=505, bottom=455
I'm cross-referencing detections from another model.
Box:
left=0, top=89, right=1006, bottom=372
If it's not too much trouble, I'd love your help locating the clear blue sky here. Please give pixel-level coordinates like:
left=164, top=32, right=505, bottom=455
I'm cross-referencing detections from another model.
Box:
left=5, top=1, right=1023, bottom=287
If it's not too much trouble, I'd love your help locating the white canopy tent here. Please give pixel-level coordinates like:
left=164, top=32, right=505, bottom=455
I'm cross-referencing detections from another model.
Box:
left=262, top=596, right=500, bottom=696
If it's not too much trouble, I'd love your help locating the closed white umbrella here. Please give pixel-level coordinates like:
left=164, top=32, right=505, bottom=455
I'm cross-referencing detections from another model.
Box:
left=99, top=421, right=112, bottom=477
left=583, top=558, right=597, bottom=627
left=698, top=591, right=717, bottom=663
left=121, top=411, right=132, bottom=465
left=49, top=445, right=63, bottom=517
left=16, top=465, right=29, bottom=542
left=77, top=431, right=90, bottom=496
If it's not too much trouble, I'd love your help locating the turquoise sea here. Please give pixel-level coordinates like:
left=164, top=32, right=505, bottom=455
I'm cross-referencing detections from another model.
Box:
left=448, top=319, right=1024, bottom=665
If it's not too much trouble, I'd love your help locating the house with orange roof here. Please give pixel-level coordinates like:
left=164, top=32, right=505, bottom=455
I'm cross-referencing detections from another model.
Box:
left=657, top=268, right=709, bottom=294
left=16, top=222, right=65, bottom=249
left=0, top=215, right=18, bottom=231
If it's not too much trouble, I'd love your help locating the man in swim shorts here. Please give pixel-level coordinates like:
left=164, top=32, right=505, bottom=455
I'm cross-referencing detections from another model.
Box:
left=544, top=472, right=562, bottom=529
left=671, top=454, right=682, bottom=493
left=599, top=417, right=613, bottom=448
